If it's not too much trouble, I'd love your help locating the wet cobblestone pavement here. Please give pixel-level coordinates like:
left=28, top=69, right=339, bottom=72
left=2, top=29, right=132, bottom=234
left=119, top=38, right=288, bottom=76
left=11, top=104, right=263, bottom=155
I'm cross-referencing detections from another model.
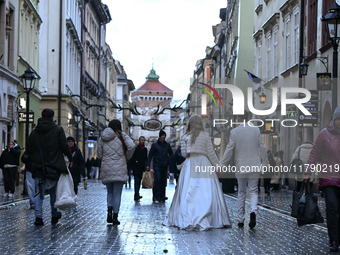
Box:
left=228, top=188, right=327, bottom=228
left=0, top=180, right=333, bottom=254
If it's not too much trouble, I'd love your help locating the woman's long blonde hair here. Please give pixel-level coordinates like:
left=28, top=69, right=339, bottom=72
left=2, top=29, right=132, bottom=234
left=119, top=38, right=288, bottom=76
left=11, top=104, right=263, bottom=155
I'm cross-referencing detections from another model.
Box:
left=185, top=115, right=205, bottom=145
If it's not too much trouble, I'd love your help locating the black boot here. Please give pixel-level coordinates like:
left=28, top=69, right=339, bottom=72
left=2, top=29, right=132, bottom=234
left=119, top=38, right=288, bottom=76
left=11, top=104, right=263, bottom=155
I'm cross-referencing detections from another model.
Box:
left=34, top=217, right=44, bottom=226
left=51, top=212, right=62, bottom=225
left=112, top=213, right=120, bottom=225
left=107, top=206, right=113, bottom=223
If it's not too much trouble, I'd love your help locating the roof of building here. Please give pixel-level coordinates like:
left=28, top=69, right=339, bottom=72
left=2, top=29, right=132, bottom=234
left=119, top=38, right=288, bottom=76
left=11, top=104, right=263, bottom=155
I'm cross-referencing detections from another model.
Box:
left=136, top=68, right=173, bottom=92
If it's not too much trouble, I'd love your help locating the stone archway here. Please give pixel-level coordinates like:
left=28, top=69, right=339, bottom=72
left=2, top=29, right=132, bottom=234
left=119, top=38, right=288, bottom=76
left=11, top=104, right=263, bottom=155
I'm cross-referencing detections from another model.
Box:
left=322, top=101, right=332, bottom=129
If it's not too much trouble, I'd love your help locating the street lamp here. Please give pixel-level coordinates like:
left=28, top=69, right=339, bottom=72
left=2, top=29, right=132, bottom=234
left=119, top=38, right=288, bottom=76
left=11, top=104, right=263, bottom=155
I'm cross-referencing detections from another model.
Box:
left=300, top=59, right=309, bottom=76
left=323, top=2, right=340, bottom=113
left=73, top=109, right=82, bottom=145
left=20, top=68, right=38, bottom=144
left=259, top=92, right=267, bottom=104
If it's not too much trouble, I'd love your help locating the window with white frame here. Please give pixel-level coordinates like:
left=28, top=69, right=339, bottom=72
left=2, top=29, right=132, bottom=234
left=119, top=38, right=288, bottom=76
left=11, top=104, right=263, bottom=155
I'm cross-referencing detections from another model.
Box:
left=293, top=6, right=299, bottom=64
left=257, top=40, right=262, bottom=77
left=266, top=32, right=271, bottom=79
left=284, top=15, right=291, bottom=69
left=273, top=26, right=278, bottom=76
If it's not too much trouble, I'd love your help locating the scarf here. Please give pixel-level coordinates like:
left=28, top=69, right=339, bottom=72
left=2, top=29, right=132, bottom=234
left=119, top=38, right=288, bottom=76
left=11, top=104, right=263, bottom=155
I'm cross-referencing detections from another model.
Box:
left=139, top=142, right=145, bottom=152
left=70, top=145, right=76, bottom=152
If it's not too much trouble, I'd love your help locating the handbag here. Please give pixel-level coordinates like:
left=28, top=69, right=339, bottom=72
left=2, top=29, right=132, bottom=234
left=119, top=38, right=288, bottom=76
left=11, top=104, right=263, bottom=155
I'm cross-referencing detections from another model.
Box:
left=290, top=147, right=304, bottom=172
left=291, top=182, right=318, bottom=220
left=142, top=171, right=154, bottom=189
left=37, top=133, right=61, bottom=181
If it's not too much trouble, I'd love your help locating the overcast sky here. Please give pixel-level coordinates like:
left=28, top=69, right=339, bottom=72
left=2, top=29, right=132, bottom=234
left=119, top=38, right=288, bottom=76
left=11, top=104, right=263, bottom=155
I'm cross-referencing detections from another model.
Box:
left=102, top=0, right=227, bottom=101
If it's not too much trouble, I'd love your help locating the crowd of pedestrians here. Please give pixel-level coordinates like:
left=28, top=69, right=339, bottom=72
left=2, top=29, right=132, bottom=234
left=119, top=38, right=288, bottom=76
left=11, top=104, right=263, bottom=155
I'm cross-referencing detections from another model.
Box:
left=1, top=106, right=340, bottom=253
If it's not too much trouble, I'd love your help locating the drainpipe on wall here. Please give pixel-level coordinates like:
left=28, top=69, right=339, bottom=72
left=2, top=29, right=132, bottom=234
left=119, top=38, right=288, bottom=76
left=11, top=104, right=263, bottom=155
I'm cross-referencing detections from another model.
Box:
left=298, top=0, right=305, bottom=145
left=298, top=0, right=305, bottom=87
left=58, top=0, right=63, bottom=125
left=97, top=24, right=102, bottom=135
left=98, top=23, right=102, bottom=96
left=81, top=0, right=86, bottom=159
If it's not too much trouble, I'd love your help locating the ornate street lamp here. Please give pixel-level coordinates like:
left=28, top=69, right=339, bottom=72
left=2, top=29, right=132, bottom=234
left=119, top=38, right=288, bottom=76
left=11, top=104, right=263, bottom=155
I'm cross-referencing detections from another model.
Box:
left=259, top=92, right=267, bottom=104
left=300, top=59, right=309, bottom=76
left=73, top=109, right=82, bottom=144
left=20, top=68, right=38, bottom=143
left=322, top=2, right=340, bottom=113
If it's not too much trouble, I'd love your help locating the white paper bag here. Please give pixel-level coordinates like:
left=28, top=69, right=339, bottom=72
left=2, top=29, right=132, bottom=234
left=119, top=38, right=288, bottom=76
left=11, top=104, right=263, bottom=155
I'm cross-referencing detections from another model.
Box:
left=54, top=157, right=77, bottom=210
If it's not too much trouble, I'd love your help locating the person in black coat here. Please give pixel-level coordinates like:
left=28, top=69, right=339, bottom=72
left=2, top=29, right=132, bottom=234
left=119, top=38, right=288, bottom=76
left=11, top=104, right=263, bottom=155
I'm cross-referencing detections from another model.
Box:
left=169, top=146, right=185, bottom=185
left=130, top=136, right=148, bottom=201
left=67, top=136, right=85, bottom=195
left=146, top=130, right=173, bottom=203
left=93, top=157, right=100, bottom=179
left=0, top=141, right=21, bottom=197
left=89, top=157, right=95, bottom=178
left=85, top=158, right=91, bottom=178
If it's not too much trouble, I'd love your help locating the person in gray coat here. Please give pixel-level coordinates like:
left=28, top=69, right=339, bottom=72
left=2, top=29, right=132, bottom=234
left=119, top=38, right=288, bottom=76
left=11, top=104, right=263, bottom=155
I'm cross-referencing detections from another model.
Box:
left=97, top=119, right=135, bottom=225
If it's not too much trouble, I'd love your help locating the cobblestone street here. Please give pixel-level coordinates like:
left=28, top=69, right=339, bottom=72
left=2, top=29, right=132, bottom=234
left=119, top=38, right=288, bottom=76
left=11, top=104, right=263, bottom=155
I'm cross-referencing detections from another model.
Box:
left=0, top=179, right=332, bottom=254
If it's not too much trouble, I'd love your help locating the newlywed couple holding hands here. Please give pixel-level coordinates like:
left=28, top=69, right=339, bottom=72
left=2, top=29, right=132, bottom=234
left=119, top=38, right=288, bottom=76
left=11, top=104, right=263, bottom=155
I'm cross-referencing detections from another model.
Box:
left=163, top=111, right=268, bottom=230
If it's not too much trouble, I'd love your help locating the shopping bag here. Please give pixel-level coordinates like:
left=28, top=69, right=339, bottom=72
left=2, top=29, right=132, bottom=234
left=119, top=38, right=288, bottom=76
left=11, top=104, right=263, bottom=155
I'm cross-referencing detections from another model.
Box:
left=291, top=182, right=318, bottom=220
left=270, top=172, right=281, bottom=184
left=142, top=171, right=154, bottom=189
left=54, top=158, right=77, bottom=210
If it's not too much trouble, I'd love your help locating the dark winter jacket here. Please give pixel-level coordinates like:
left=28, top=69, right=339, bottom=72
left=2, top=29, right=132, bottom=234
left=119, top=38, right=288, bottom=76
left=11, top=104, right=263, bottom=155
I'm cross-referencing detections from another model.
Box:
left=169, top=146, right=185, bottom=178
left=147, top=139, right=173, bottom=168
left=130, top=144, right=148, bottom=175
left=69, top=145, right=85, bottom=184
left=305, top=121, right=340, bottom=189
left=85, top=159, right=92, bottom=172
left=26, top=117, right=73, bottom=178
left=0, top=145, right=21, bottom=168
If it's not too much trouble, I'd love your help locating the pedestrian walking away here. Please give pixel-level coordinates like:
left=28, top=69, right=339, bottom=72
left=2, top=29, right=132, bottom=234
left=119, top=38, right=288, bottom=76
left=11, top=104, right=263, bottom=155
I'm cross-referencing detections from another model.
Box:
left=169, top=145, right=185, bottom=186
left=130, top=136, right=148, bottom=201
left=221, top=111, right=268, bottom=229
left=97, top=119, right=135, bottom=225
left=67, top=136, right=85, bottom=195
left=264, top=150, right=275, bottom=196
left=304, top=105, right=340, bottom=252
left=85, top=158, right=91, bottom=179
left=0, top=141, right=21, bottom=198
left=271, top=152, right=282, bottom=191
left=26, top=108, right=73, bottom=226
left=291, top=141, right=324, bottom=226
left=89, top=157, right=95, bottom=179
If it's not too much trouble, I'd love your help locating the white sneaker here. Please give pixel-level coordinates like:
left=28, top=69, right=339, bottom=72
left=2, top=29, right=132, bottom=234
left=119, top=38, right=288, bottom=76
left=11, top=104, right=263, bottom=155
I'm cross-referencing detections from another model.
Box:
left=8, top=193, right=14, bottom=198
left=2, top=193, right=9, bottom=197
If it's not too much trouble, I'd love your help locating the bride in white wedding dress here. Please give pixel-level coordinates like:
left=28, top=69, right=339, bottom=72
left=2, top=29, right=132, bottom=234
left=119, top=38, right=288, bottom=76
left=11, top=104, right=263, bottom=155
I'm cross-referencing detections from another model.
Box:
left=163, top=115, right=231, bottom=230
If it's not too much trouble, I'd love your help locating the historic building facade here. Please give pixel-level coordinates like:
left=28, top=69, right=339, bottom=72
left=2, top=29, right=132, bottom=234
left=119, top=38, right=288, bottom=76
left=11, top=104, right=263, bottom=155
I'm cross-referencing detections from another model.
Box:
left=130, top=68, right=173, bottom=148
left=0, top=0, right=20, bottom=150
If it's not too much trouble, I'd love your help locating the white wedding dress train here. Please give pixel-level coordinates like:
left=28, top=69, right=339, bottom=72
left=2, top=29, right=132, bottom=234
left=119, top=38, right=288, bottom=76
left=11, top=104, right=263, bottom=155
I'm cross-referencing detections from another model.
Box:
left=163, top=155, right=231, bottom=230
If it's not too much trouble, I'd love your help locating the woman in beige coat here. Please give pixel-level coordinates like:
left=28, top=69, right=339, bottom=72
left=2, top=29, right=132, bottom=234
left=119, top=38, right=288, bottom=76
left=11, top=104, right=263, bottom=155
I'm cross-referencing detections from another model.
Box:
left=98, top=119, right=135, bottom=225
